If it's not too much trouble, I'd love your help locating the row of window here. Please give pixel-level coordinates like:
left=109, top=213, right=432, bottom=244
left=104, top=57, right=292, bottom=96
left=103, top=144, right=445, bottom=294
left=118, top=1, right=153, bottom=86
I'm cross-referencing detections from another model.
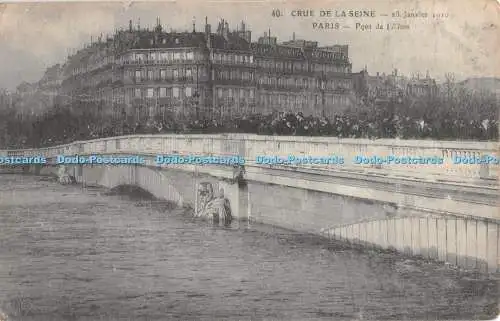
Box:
left=255, top=60, right=348, bottom=74
left=70, top=61, right=110, bottom=77
left=122, top=54, right=348, bottom=74
left=257, top=76, right=352, bottom=90
left=212, top=53, right=254, bottom=65
left=130, top=87, right=258, bottom=100
left=133, top=67, right=205, bottom=82
left=255, top=46, right=303, bottom=58
left=129, top=86, right=202, bottom=99
left=257, top=59, right=300, bottom=71
left=214, top=71, right=353, bottom=88
left=124, top=52, right=255, bottom=65
left=69, top=50, right=197, bottom=77
left=131, top=68, right=350, bottom=85
left=216, top=88, right=255, bottom=99
left=408, top=86, right=432, bottom=95
left=69, top=54, right=350, bottom=78
left=68, top=58, right=351, bottom=83
left=216, top=70, right=254, bottom=81
left=70, top=52, right=117, bottom=76
left=130, top=51, right=195, bottom=62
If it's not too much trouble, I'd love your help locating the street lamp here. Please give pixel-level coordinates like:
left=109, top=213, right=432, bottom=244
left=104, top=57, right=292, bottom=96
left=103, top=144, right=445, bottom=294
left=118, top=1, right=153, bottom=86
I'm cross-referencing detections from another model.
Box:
left=193, top=64, right=200, bottom=119
left=319, top=71, right=327, bottom=118
left=192, top=91, right=200, bottom=119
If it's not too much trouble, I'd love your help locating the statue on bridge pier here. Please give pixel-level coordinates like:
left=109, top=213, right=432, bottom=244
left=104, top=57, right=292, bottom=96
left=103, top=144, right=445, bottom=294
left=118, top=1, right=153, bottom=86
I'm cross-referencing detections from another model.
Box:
left=195, top=182, right=232, bottom=225
left=57, top=165, right=76, bottom=185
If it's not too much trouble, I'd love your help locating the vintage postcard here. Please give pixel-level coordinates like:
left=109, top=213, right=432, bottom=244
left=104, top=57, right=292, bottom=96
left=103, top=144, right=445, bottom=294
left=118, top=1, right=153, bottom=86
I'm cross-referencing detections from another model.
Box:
left=0, top=0, right=498, bottom=320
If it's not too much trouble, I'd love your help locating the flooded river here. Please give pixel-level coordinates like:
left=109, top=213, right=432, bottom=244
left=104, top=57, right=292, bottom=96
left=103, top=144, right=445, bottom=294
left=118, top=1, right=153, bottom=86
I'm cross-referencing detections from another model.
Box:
left=0, top=174, right=497, bottom=320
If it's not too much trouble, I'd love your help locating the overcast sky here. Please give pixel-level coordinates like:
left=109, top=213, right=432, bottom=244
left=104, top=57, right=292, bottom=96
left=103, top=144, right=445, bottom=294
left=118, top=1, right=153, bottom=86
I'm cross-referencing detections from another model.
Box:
left=0, top=0, right=498, bottom=90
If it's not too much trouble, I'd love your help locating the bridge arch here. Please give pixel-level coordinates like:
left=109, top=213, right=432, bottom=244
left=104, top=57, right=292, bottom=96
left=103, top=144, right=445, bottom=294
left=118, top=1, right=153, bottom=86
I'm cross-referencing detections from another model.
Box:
left=79, top=165, right=184, bottom=207
left=321, top=215, right=499, bottom=273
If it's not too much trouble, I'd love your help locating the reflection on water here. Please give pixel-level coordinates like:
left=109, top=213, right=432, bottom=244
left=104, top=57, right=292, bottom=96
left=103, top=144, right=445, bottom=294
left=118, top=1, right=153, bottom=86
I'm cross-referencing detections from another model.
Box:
left=0, top=174, right=497, bottom=320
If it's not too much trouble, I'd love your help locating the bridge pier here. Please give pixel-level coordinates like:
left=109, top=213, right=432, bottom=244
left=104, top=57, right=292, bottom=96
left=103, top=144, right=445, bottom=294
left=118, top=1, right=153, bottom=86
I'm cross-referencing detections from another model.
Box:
left=217, top=179, right=248, bottom=222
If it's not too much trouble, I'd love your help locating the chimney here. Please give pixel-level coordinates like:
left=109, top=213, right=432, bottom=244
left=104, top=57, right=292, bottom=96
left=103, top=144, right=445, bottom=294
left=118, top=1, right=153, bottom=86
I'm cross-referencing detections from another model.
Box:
left=205, top=16, right=211, bottom=48
left=192, top=16, right=196, bottom=32
left=129, top=20, right=133, bottom=32
left=205, top=16, right=211, bottom=33
left=218, top=18, right=224, bottom=35
left=293, top=32, right=295, bottom=41
left=222, top=20, right=229, bottom=40
left=155, top=17, right=162, bottom=33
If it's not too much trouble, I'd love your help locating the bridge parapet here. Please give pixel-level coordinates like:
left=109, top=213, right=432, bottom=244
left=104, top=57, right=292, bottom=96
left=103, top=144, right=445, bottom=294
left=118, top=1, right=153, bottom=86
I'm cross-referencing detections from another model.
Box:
left=241, top=135, right=498, bottom=182
left=1, top=134, right=497, bottom=184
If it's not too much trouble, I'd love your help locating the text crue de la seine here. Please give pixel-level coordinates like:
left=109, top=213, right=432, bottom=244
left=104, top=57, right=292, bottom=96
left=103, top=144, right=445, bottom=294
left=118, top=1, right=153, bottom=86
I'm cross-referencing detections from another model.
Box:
left=284, top=8, right=440, bottom=31
left=290, top=9, right=377, bottom=17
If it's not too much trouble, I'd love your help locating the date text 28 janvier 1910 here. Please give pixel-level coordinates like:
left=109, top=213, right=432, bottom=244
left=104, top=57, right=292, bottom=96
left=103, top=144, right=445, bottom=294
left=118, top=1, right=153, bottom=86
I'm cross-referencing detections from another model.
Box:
left=271, top=8, right=446, bottom=31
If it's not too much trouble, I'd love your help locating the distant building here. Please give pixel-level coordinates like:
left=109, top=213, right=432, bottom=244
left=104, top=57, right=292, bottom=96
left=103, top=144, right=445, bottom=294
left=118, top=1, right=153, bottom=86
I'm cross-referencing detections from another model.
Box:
left=15, top=82, right=38, bottom=116
left=406, top=71, right=438, bottom=97
left=16, top=82, right=37, bottom=97
left=353, top=68, right=437, bottom=104
left=0, top=89, right=13, bottom=111
left=458, top=77, right=500, bottom=99
left=38, top=64, right=63, bottom=107
left=258, top=32, right=354, bottom=117
left=352, top=69, right=403, bottom=104
left=10, top=64, right=64, bottom=117
left=56, top=17, right=358, bottom=121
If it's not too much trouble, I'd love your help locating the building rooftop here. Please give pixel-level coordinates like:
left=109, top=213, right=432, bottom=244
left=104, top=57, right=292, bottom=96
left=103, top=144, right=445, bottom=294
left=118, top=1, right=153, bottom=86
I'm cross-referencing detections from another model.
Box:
left=63, top=18, right=352, bottom=60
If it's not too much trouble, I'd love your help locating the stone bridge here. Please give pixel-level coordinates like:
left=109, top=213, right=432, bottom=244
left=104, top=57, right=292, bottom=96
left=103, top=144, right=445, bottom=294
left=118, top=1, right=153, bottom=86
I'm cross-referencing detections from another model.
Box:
left=1, top=134, right=498, bottom=272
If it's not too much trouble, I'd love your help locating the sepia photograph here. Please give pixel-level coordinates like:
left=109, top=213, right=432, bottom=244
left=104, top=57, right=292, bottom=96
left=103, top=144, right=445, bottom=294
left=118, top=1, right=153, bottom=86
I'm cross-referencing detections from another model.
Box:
left=0, top=0, right=498, bottom=320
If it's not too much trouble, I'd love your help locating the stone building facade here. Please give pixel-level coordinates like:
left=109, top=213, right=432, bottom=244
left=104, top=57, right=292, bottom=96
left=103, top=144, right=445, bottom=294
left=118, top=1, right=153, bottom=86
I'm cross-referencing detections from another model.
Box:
left=58, top=18, right=358, bottom=121
left=10, top=64, right=63, bottom=117
left=353, top=68, right=438, bottom=105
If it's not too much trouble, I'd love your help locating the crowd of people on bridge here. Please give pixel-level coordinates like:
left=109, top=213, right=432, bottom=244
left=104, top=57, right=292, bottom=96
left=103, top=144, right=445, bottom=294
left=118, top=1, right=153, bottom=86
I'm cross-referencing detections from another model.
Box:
left=109, top=112, right=497, bottom=141
left=0, top=90, right=498, bottom=149
left=1, top=111, right=496, bottom=149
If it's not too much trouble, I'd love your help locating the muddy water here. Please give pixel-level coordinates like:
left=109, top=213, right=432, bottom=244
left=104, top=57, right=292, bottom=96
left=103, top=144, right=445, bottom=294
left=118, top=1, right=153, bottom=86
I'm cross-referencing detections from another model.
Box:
left=0, top=174, right=497, bottom=320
